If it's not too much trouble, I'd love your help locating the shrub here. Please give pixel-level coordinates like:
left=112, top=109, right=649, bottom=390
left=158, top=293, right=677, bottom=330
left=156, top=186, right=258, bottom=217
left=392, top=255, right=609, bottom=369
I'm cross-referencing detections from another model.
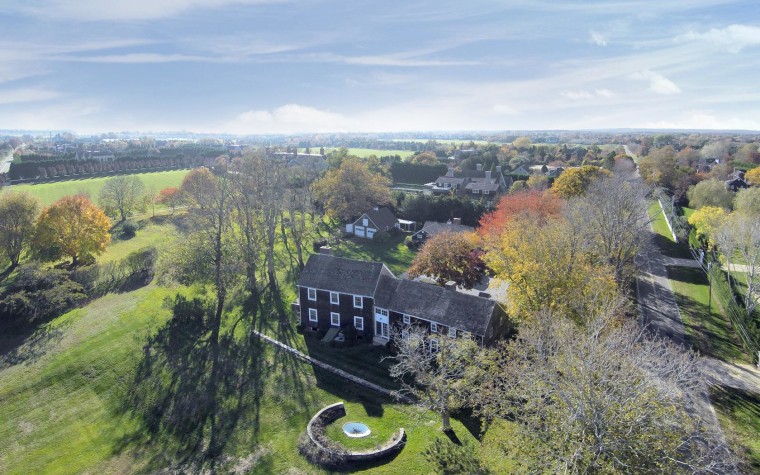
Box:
left=0, top=264, right=86, bottom=325
left=373, top=230, right=390, bottom=243
left=120, top=221, right=138, bottom=238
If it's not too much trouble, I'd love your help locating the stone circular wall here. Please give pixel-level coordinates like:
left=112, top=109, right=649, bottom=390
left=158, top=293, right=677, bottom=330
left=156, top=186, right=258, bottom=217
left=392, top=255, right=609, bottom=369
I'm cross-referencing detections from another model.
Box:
left=305, top=401, right=406, bottom=465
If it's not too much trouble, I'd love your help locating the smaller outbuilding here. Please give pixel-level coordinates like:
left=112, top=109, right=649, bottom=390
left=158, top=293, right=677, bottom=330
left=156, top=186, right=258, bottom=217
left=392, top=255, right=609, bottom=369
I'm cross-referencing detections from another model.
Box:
left=346, top=207, right=399, bottom=239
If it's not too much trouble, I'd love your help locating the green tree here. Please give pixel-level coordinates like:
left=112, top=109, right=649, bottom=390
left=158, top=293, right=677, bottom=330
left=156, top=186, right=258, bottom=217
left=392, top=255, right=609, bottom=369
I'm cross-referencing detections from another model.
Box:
left=733, top=186, right=760, bottom=216
left=98, top=175, right=147, bottom=222
left=687, top=178, right=734, bottom=210
left=0, top=192, right=40, bottom=270
left=32, top=195, right=111, bottom=266
left=312, top=156, right=391, bottom=221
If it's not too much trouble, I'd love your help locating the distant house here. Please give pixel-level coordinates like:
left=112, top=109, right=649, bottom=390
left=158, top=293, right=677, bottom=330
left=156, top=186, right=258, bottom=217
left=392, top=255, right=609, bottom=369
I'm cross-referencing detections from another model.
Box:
left=411, top=219, right=474, bottom=244
left=725, top=170, right=749, bottom=192
left=346, top=207, right=399, bottom=239
left=426, top=164, right=512, bottom=200
left=508, top=165, right=531, bottom=179
left=294, top=254, right=508, bottom=346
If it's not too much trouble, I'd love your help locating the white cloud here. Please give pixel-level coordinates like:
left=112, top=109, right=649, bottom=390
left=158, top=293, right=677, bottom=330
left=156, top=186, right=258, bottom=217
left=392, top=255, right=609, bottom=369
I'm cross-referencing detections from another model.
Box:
left=226, top=104, right=355, bottom=134
left=0, top=88, right=63, bottom=105
left=631, top=70, right=681, bottom=95
left=677, top=24, right=760, bottom=53
left=590, top=30, right=608, bottom=46
left=19, top=0, right=284, bottom=21
left=644, top=112, right=760, bottom=130
left=560, top=89, right=615, bottom=100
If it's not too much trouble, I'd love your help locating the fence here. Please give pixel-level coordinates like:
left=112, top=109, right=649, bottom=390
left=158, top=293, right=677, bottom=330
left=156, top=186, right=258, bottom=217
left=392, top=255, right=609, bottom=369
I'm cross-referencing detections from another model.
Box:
left=656, top=190, right=759, bottom=361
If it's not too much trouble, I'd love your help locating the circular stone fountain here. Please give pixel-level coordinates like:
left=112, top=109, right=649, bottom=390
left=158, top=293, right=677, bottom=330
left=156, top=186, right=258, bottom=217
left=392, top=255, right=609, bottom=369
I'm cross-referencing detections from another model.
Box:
left=342, top=421, right=371, bottom=438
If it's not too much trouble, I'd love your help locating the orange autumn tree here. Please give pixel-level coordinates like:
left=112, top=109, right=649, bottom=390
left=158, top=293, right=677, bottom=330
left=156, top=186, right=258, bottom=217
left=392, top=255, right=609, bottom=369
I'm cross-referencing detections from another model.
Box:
left=478, top=190, right=563, bottom=245
left=157, top=186, right=183, bottom=215
left=33, top=195, right=111, bottom=266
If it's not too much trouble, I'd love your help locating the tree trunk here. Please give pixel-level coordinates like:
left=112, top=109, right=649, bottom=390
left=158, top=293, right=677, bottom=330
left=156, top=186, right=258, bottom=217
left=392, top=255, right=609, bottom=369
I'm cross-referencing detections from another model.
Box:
left=441, top=410, right=452, bottom=432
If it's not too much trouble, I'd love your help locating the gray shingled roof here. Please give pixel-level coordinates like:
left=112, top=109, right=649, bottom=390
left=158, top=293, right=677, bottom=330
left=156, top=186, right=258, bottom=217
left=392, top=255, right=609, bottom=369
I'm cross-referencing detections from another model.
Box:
left=356, top=207, right=398, bottom=230
left=465, top=181, right=500, bottom=191
left=435, top=176, right=466, bottom=185
left=375, top=278, right=496, bottom=336
left=298, top=254, right=389, bottom=296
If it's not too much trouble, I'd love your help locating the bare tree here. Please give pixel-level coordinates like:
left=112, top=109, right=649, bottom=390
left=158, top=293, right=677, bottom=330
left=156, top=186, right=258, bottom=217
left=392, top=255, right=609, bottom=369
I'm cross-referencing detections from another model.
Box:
left=385, top=326, right=478, bottom=432
left=566, top=172, right=652, bottom=287
left=98, top=175, right=147, bottom=222
left=715, top=213, right=760, bottom=316
left=473, top=306, right=734, bottom=474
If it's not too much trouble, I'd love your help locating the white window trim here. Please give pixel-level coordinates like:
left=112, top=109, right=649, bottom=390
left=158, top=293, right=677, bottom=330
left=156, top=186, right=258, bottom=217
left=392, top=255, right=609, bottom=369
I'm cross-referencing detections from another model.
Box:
left=330, top=312, right=340, bottom=327
left=450, top=328, right=457, bottom=338
left=307, top=288, right=316, bottom=301
left=308, top=308, right=318, bottom=322
left=376, top=308, right=388, bottom=317
left=472, top=189, right=479, bottom=194
left=330, top=292, right=339, bottom=304
left=430, top=322, right=438, bottom=333
left=353, top=295, right=363, bottom=309
left=354, top=316, right=364, bottom=331
left=483, top=189, right=490, bottom=195
left=403, top=314, right=411, bottom=325
left=430, top=338, right=439, bottom=354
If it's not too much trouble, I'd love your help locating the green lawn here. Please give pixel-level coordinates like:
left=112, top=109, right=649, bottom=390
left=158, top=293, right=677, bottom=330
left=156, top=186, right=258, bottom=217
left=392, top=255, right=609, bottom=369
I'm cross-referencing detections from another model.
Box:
left=101, top=216, right=182, bottom=264
left=333, top=234, right=416, bottom=275
left=710, top=385, right=760, bottom=473
left=648, top=201, right=691, bottom=259
left=667, top=266, right=745, bottom=362
left=5, top=169, right=190, bottom=205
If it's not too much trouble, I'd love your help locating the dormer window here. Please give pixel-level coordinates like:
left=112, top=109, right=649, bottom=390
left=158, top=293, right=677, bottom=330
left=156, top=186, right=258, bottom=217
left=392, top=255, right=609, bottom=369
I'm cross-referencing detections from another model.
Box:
left=307, top=288, right=316, bottom=301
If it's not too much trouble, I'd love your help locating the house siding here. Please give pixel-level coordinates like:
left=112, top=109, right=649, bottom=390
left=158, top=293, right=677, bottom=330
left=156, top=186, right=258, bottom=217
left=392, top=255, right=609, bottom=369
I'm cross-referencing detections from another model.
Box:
left=299, top=286, right=374, bottom=337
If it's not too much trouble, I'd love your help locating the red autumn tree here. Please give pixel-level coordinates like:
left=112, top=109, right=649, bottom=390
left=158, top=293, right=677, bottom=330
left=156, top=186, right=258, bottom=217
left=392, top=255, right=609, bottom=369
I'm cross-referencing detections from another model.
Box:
left=156, top=187, right=183, bottom=215
left=478, top=190, right=563, bottom=244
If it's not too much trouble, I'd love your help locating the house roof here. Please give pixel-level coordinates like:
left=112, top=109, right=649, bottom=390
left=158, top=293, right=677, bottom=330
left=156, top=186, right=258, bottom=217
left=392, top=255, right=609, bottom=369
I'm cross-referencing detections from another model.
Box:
left=355, top=207, right=398, bottom=230
left=374, top=277, right=497, bottom=336
left=509, top=166, right=531, bottom=177
left=435, top=176, right=466, bottom=185
left=465, top=181, right=500, bottom=191
left=415, top=221, right=474, bottom=238
left=297, top=254, right=391, bottom=296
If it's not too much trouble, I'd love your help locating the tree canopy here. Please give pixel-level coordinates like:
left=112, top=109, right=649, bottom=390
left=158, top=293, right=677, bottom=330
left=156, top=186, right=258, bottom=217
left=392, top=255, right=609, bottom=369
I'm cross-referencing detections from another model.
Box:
left=312, top=157, right=392, bottom=221
left=0, top=191, right=40, bottom=269
left=407, top=231, right=485, bottom=289
left=687, top=178, right=734, bottom=210
left=551, top=165, right=610, bottom=198
left=98, top=175, right=147, bottom=222
left=32, top=195, right=111, bottom=266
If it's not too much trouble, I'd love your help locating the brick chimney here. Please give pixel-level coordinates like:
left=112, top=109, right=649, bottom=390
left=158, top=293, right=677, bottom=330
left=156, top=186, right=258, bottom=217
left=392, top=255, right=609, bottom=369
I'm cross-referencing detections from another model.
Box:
left=476, top=163, right=483, bottom=171
left=319, top=246, right=333, bottom=255
left=485, top=170, right=491, bottom=180
left=452, top=218, right=461, bottom=225
left=496, top=165, right=502, bottom=173
left=444, top=281, right=457, bottom=290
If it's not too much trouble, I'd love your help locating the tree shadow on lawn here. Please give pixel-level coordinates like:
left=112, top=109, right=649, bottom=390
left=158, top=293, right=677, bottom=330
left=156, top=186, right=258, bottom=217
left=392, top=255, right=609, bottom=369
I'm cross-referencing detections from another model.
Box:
left=113, top=293, right=271, bottom=473
left=0, top=319, right=69, bottom=370
left=710, top=385, right=760, bottom=473
left=652, top=233, right=692, bottom=260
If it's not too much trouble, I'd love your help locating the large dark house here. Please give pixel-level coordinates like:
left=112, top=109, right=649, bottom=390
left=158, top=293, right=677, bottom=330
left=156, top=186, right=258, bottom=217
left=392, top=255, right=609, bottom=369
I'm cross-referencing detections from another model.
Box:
left=294, top=254, right=508, bottom=347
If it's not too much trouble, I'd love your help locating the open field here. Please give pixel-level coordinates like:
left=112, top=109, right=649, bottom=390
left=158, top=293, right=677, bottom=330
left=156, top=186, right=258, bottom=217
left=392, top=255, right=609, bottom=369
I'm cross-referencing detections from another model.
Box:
left=4, top=169, right=190, bottom=205
left=301, top=147, right=416, bottom=159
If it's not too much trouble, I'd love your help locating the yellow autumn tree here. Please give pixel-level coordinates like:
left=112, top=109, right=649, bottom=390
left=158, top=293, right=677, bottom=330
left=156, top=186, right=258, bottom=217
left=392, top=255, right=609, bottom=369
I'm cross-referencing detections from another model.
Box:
left=483, top=215, right=618, bottom=321
left=33, top=195, right=111, bottom=266
left=551, top=165, right=610, bottom=198
left=746, top=167, right=760, bottom=186
left=687, top=206, right=726, bottom=248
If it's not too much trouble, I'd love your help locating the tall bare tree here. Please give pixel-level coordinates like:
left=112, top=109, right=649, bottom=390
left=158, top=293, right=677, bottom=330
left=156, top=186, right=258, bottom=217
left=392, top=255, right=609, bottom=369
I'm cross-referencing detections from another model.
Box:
left=716, top=212, right=760, bottom=316
left=386, top=326, right=478, bottom=432
left=98, top=175, right=147, bottom=222
left=473, top=306, right=734, bottom=474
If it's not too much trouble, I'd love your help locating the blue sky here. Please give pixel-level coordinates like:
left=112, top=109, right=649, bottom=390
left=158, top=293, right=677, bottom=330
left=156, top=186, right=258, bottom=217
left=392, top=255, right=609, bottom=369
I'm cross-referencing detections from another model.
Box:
left=1, top=0, right=759, bottom=134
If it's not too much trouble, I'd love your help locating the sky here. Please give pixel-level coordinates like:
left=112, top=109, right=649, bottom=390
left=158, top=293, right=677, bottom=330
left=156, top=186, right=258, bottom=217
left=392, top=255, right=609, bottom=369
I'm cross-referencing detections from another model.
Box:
left=1, top=0, right=759, bottom=134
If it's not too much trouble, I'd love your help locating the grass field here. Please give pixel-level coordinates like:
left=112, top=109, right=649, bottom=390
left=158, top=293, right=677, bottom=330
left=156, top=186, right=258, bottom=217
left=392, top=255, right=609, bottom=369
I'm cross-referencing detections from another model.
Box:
left=332, top=234, right=416, bottom=276
left=667, top=266, right=745, bottom=362
left=648, top=201, right=691, bottom=259
left=300, top=147, right=416, bottom=159
left=710, top=385, right=760, bottom=473
left=4, top=169, right=190, bottom=205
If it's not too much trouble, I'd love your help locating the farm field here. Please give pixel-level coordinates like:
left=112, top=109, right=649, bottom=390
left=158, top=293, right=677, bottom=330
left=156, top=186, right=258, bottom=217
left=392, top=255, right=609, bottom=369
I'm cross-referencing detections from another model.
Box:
left=302, top=147, right=416, bottom=159
left=4, top=169, right=190, bottom=205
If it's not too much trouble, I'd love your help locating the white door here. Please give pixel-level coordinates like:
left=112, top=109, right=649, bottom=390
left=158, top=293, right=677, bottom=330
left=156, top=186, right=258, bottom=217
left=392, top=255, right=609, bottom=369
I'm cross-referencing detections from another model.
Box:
left=354, top=226, right=365, bottom=237
left=375, top=313, right=390, bottom=338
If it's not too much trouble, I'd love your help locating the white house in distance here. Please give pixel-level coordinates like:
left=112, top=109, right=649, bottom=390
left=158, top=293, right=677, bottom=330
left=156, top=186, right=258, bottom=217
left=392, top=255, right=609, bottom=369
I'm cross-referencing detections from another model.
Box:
left=346, top=207, right=399, bottom=239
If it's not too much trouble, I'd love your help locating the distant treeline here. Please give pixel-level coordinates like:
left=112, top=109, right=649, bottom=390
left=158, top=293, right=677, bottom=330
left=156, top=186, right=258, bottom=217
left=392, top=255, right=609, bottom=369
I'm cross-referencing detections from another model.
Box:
left=390, top=162, right=447, bottom=184
left=9, top=156, right=207, bottom=180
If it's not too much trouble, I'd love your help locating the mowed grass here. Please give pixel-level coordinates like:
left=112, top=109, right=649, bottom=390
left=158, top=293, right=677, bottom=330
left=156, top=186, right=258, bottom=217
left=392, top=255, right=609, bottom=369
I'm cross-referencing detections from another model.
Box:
left=667, top=266, right=745, bottom=362
left=648, top=201, right=691, bottom=259
left=101, top=216, right=182, bottom=264
left=0, top=284, right=482, bottom=474
left=710, top=385, right=760, bottom=473
left=5, top=169, right=190, bottom=205
left=333, top=233, right=416, bottom=275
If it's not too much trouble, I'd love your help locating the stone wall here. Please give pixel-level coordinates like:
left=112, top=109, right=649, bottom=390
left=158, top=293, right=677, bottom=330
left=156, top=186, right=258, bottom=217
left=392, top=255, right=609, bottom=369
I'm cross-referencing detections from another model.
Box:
left=305, top=402, right=406, bottom=465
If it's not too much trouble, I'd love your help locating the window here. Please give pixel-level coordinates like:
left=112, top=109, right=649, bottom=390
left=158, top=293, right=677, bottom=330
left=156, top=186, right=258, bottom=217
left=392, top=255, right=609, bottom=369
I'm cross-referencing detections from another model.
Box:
left=354, top=316, right=364, bottom=331
left=376, top=308, right=388, bottom=316
left=430, top=338, right=439, bottom=354
left=354, top=296, right=363, bottom=308
left=331, top=312, right=340, bottom=327
left=403, top=314, right=411, bottom=325
left=450, top=328, right=457, bottom=338
left=430, top=322, right=438, bottom=333
left=363, top=218, right=368, bottom=226
left=483, top=189, right=490, bottom=195
left=472, top=189, right=479, bottom=194
left=330, top=292, right=339, bottom=304
left=307, top=288, right=316, bottom=301
left=308, top=308, right=318, bottom=322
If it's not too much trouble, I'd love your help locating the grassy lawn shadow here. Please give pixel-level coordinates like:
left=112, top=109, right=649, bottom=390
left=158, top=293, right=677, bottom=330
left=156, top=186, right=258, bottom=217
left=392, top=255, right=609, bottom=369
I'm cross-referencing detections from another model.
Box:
left=710, top=385, right=760, bottom=473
